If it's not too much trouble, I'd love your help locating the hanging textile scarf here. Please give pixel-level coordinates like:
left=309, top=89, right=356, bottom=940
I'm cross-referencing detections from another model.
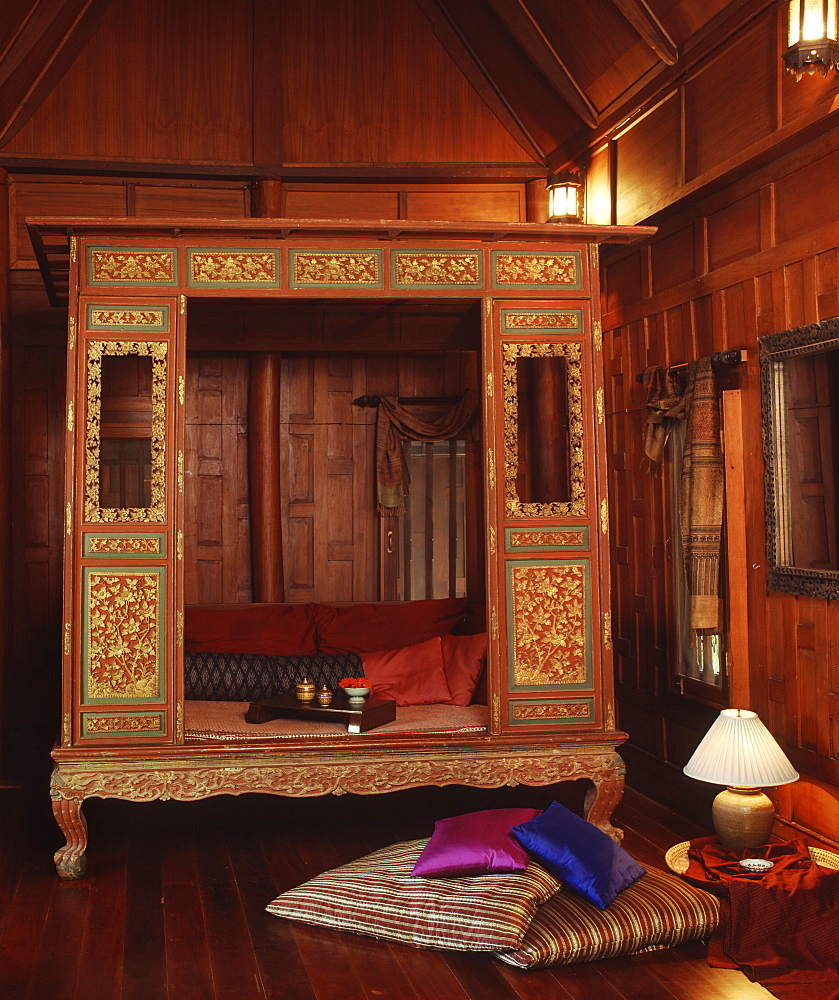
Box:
left=679, top=357, right=724, bottom=634
left=375, top=390, right=477, bottom=516
left=641, top=364, right=687, bottom=463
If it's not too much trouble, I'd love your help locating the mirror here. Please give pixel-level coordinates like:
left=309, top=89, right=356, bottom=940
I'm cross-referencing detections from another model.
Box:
left=503, top=342, right=585, bottom=518
left=760, top=316, right=839, bottom=598
left=85, top=341, right=168, bottom=523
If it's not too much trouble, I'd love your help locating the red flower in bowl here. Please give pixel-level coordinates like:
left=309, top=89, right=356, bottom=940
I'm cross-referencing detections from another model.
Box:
left=338, top=677, right=372, bottom=689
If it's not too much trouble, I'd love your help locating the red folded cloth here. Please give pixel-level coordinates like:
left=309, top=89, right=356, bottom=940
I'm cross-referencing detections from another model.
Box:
left=685, top=837, right=839, bottom=1000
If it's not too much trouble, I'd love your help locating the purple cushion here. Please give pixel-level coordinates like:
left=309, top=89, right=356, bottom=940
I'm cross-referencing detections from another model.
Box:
left=512, top=802, right=645, bottom=910
left=411, top=808, right=542, bottom=878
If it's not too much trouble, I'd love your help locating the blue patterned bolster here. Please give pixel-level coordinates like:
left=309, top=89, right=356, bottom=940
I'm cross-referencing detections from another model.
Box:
left=184, top=651, right=364, bottom=701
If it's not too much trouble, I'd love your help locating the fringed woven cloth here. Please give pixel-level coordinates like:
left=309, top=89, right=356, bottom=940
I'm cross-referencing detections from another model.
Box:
left=376, top=390, right=477, bottom=516
left=679, top=357, right=724, bottom=633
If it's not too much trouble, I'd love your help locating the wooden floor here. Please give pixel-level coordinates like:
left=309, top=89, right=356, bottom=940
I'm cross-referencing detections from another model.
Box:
left=0, top=780, right=771, bottom=1000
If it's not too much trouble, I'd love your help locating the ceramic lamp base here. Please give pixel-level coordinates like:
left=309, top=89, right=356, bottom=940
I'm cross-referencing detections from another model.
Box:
left=712, top=786, right=776, bottom=850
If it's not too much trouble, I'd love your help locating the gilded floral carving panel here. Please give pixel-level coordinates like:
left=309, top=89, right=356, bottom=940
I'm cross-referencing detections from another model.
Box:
left=508, top=562, right=590, bottom=688
left=500, top=308, right=582, bottom=332
left=86, top=306, right=169, bottom=331
left=290, top=251, right=382, bottom=287
left=187, top=250, right=280, bottom=286
left=83, top=569, right=165, bottom=702
left=509, top=700, right=593, bottom=723
left=492, top=251, right=582, bottom=289
left=85, top=534, right=164, bottom=556
left=507, top=528, right=588, bottom=550
left=87, top=248, right=177, bottom=286
left=392, top=252, right=481, bottom=287
left=81, top=713, right=166, bottom=737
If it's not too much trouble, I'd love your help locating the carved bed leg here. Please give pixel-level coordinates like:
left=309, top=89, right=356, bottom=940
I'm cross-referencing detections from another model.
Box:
left=583, top=757, right=626, bottom=843
left=50, top=770, right=88, bottom=879
left=52, top=796, right=88, bottom=879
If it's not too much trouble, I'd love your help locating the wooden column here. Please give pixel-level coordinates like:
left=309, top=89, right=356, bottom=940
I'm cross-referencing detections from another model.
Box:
left=248, top=352, right=285, bottom=602
left=251, top=177, right=284, bottom=218
left=0, top=169, right=12, bottom=783
left=248, top=177, right=285, bottom=601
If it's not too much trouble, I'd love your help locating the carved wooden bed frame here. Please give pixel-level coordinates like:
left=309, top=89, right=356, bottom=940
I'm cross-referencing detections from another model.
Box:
left=28, top=216, right=653, bottom=879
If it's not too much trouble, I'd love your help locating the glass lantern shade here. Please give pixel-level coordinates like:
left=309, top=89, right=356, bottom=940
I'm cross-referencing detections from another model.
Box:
left=783, top=0, right=839, bottom=77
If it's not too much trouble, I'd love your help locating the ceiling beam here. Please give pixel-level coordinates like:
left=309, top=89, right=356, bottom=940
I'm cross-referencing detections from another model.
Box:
left=610, top=0, right=679, bottom=65
left=415, top=0, right=547, bottom=164
left=0, top=0, right=115, bottom=149
left=483, top=0, right=599, bottom=128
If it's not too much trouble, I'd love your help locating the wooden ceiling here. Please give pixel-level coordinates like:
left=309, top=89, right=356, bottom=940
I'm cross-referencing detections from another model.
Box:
left=1, top=0, right=778, bottom=172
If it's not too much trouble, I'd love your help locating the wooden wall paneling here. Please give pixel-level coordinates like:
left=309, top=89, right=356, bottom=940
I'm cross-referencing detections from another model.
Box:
left=183, top=353, right=250, bottom=605
left=682, top=15, right=776, bottom=183
left=816, top=247, right=839, bottom=318
left=4, top=0, right=254, bottom=165
left=322, top=354, right=360, bottom=599
left=585, top=142, right=612, bottom=226
left=281, top=354, right=316, bottom=603
left=604, top=247, right=644, bottom=318
left=405, top=187, right=526, bottom=222
left=663, top=301, right=690, bottom=366
left=615, top=94, right=682, bottom=225
left=650, top=224, right=696, bottom=296
left=283, top=188, right=402, bottom=222
left=0, top=168, right=9, bottom=779
left=603, top=126, right=839, bottom=841
left=832, top=609, right=839, bottom=761
left=259, top=0, right=533, bottom=165
left=8, top=341, right=65, bottom=773
left=132, top=182, right=250, bottom=219
left=350, top=354, right=378, bottom=602
left=780, top=58, right=839, bottom=128
left=775, top=149, right=839, bottom=252
left=9, top=176, right=128, bottom=268
left=707, top=193, right=762, bottom=272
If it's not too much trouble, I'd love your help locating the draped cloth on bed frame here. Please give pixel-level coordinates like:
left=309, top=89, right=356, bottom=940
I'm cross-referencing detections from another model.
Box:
left=376, top=391, right=477, bottom=516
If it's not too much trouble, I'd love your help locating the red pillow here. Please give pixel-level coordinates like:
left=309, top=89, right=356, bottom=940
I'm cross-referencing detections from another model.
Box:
left=184, top=603, right=317, bottom=655
left=314, top=598, right=469, bottom=654
left=441, top=632, right=487, bottom=705
left=360, top=636, right=452, bottom=707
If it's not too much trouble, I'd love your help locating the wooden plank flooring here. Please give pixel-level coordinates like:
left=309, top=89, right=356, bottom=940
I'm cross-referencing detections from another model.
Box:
left=0, top=782, right=772, bottom=1000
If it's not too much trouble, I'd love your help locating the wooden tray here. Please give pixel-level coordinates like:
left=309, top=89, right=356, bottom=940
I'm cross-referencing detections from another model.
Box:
left=665, top=840, right=839, bottom=874
left=245, top=694, right=397, bottom=733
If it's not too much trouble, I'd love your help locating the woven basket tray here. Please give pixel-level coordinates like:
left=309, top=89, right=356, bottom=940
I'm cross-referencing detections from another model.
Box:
left=665, top=840, right=839, bottom=875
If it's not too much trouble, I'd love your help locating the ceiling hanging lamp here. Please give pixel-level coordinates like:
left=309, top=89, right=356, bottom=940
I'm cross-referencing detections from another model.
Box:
left=782, top=0, right=839, bottom=78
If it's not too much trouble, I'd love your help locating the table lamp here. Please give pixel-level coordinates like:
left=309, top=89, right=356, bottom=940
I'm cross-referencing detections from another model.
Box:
left=683, top=708, right=799, bottom=850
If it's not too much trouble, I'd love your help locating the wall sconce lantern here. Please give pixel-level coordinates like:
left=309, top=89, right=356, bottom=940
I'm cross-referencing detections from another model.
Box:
left=547, top=172, right=584, bottom=222
left=782, top=0, right=839, bottom=78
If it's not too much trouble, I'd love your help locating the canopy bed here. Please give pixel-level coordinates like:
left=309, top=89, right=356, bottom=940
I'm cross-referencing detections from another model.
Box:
left=28, top=216, right=654, bottom=878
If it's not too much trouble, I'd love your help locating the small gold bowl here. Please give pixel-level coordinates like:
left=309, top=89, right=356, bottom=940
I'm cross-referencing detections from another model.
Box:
left=295, top=678, right=316, bottom=702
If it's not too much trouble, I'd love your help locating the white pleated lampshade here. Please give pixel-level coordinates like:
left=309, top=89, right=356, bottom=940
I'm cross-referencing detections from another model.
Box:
left=683, top=709, right=799, bottom=788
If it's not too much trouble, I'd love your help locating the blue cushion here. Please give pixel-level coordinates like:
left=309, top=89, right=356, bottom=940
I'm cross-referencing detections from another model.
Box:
left=511, top=802, right=645, bottom=909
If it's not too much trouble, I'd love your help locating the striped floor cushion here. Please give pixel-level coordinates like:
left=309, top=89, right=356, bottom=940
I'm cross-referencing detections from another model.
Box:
left=265, top=839, right=560, bottom=952
left=495, top=864, right=720, bottom=969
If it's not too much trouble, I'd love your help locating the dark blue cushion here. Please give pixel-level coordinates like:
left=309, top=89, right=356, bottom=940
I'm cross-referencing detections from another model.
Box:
left=511, top=802, right=645, bottom=909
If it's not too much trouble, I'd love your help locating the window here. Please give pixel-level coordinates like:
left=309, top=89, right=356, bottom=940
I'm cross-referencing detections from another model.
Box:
left=381, top=439, right=467, bottom=600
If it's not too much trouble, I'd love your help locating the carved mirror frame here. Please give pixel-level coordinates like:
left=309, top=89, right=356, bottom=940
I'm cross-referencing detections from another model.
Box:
left=760, top=315, right=839, bottom=598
